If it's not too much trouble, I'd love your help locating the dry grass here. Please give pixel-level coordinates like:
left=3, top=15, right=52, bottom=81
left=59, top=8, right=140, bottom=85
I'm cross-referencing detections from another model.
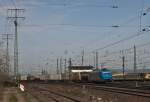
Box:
left=19, top=91, right=32, bottom=102
left=9, top=94, right=18, bottom=102
left=0, top=85, right=4, bottom=101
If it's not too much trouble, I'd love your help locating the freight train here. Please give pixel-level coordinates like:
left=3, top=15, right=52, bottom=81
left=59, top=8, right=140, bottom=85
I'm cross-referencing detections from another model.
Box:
left=112, top=73, right=150, bottom=81
left=24, top=68, right=113, bottom=82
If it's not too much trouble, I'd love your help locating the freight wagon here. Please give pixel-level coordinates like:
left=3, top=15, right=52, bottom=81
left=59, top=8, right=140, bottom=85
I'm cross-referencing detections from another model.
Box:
left=112, top=73, right=150, bottom=81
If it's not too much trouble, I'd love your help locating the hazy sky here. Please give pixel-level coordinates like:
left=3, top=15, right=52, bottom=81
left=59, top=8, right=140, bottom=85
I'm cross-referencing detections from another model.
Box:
left=0, top=0, right=150, bottom=74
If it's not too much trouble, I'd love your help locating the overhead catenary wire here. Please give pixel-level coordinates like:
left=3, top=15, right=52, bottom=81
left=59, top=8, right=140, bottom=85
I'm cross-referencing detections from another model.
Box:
left=4, top=0, right=150, bottom=70
left=10, top=0, right=17, bottom=9
left=0, top=0, right=8, bottom=10
left=17, top=0, right=148, bottom=51
left=71, top=13, right=146, bottom=53
left=17, top=0, right=118, bottom=9
left=99, top=41, right=150, bottom=58
left=69, top=3, right=150, bottom=61
left=72, top=29, right=149, bottom=66
left=92, top=31, right=145, bottom=52
left=139, top=0, right=145, bottom=32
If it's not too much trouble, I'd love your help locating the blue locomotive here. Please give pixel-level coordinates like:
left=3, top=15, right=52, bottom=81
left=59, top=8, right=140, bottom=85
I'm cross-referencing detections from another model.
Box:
left=88, top=68, right=112, bottom=82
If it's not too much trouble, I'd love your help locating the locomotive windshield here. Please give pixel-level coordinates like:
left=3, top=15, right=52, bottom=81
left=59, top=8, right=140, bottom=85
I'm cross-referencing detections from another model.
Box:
left=101, top=68, right=110, bottom=71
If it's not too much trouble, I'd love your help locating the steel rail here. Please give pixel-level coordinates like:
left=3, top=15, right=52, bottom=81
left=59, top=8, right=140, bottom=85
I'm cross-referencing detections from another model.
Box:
left=72, top=83, right=150, bottom=98
left=27, top=85, right=82, bottom=102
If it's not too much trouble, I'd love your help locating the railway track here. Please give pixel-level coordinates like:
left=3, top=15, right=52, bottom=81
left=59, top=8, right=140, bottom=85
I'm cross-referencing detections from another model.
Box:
left=26, top=85, right=82, bottom=102
left=72, top=83, right=150, bottom=98
left=42, top=81, right=150, bottom=98
left=28, top=81, right=150, bottom=98
left=24, top=81, right=150, bottom=102
left=90, top=85, right=150, bottom=97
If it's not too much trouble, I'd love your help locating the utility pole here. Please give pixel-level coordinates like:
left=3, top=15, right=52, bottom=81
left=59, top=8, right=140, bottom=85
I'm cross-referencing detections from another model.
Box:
left=7, top=9, right=25, bottom=82
left=122, top=56, right=125, bottom=79
left=56, top=58, right=59, bottom=74
left=143, top=62, right=146, bottom=73
left=68, top=58, right=72, bottom=67
left=134, top=45, right=137, bottom=73
left=64, top=58, right=67, bottom=79
left=2, top=34, right=13, bottom=74
left=68, top=58, right=72, bottom=80
left=134, top=45, right=138, bottom=87
left=96, top=51, right=99, bottom=69
left=120, top=50, right=125, bottom=79
left=81, top=49, right=84, bottom=66
left=60, top=58, right=62, bottom=75
left=93, top=52, right=96, bottom=68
